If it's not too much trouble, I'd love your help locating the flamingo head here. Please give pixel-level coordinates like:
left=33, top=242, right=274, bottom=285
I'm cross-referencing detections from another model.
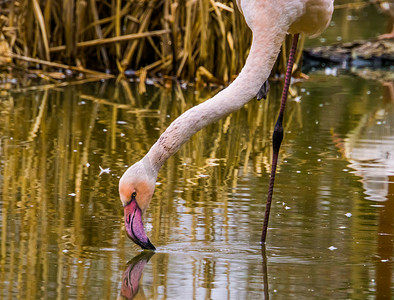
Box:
left=119, top=161, right=157, bottom=250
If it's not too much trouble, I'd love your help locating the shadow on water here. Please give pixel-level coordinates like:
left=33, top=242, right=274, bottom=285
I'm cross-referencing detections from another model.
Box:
left=261, top=245, right=269, bottom=300
left=119, top=251, right=155, bottom=300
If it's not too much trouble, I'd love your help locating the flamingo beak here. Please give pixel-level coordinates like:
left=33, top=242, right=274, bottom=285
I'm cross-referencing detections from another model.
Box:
left=124, top=200, right=156, bottom=250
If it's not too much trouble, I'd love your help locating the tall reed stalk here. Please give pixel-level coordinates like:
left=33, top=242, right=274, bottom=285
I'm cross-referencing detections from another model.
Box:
left=0, top=0, right=303, bottom=83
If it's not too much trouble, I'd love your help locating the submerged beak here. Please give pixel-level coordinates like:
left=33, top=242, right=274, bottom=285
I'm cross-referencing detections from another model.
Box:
left=124, top=200, right=156, bottom=250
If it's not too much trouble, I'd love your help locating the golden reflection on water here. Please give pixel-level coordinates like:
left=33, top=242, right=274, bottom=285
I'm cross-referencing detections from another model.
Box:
left=0, top=73, right=393, bottom=298
left=0, top=79, right=292, bottom=299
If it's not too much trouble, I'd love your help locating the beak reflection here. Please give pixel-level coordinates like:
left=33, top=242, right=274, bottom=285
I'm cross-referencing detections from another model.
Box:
left=120, top=251, right=155, bottom=299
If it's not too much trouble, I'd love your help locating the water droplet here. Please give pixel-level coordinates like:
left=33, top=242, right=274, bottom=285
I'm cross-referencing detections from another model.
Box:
left=198, top=174, right=209, bottom=178
left=99, top=166, right=110, bottom=175
left=294, top=96, right=301, bottom=102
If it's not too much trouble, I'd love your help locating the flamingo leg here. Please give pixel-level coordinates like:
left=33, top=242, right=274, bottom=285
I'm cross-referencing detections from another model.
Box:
left=261, top=34, right=300, bottom=244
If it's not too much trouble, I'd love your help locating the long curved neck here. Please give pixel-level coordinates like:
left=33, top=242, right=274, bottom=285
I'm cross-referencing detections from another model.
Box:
left=144, top=29, right=287, bottom=172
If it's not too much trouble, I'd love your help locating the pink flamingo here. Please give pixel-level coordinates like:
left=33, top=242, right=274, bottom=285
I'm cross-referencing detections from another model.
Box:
left=119, top=0, right=334, bottom=250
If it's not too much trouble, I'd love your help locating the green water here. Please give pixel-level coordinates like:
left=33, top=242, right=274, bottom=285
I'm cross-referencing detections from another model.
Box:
left=1, top=2, right=393, bottom=299
left=306, top=1, right=388, bottom=47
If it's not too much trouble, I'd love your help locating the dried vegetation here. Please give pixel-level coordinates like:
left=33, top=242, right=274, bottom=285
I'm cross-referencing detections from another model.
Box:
left=0, top=0, right=303, bottom=90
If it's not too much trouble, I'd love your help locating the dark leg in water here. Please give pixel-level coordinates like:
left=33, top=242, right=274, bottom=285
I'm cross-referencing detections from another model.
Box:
left=257, top=79, right=270, bottom=100
left=261, top=34, right=299, bottom=244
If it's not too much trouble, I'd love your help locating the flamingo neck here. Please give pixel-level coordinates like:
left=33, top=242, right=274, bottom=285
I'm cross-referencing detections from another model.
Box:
left=144, top=30, right=288, bottom=173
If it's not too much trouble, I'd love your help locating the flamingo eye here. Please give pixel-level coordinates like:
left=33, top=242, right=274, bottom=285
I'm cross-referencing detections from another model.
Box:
left=131, top=192, right=137, bottom=199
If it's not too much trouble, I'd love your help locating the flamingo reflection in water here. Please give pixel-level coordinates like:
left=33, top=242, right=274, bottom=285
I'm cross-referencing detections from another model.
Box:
left=119, top=252, right=155, bottom=300
left=119, top=0, right=334, bottom=249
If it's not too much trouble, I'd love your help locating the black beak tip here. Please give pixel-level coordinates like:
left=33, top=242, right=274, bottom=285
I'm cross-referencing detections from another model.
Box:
left=140, top=239, right=156, bottom=251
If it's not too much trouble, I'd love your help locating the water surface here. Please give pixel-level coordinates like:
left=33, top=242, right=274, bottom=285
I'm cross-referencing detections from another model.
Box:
left=1, top=72, right=393, bottom=299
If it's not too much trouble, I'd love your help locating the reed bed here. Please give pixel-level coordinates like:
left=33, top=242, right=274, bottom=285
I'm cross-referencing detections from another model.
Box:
left=0, top=0, right=302, bottom=85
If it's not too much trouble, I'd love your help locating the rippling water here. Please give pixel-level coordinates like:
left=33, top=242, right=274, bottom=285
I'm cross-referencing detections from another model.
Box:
left=1, top=3, right=394, bottom=300
left=1, top=71, right=393, bottom=299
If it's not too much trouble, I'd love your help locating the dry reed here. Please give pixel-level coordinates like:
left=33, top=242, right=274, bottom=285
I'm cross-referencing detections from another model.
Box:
left=0, top=0, right=302, bottom=85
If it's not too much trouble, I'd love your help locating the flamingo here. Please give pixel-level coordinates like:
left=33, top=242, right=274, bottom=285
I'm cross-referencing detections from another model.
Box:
left=119, top=0, right=334, bottom=250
